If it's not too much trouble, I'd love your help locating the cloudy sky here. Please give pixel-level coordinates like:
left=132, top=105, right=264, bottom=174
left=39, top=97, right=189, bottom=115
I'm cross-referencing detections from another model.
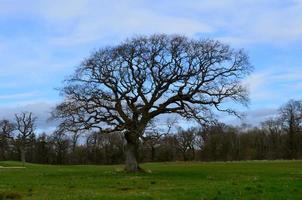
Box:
left=1, top=0, right=302, bottom=130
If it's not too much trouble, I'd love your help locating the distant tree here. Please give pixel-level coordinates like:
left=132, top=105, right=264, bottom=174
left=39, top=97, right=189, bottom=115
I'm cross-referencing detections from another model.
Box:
left=261, top=118, right=283, bottom=159
left=55, top=117, right=85, bottom=153
left=85, top=131, right=124, bottom=164
left=176, top=128, right=198, bottom=161
left=86, top=131, right=101, bottom=163
left=279, top=100, right=302, bottom=159
left=69, top=131, right=83, bottom=153
left=34, top=133, right=50, bottom=163
left=50, top=130, right=69, bottom=164
left=99, top=132, right=124, bottom=164
left=52, top=34, right=252, bottom=172
left=0, top=119, right=15, bottom=160
left=156, top=134, right=179, bottom=161
left=15, top=112, right=36, bottom=164
left=143, top=117, right=177, bottom=161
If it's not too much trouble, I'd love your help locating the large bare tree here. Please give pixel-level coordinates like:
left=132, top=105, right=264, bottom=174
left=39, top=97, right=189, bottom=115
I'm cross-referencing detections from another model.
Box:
left=52, top=34, right=252, bottom=172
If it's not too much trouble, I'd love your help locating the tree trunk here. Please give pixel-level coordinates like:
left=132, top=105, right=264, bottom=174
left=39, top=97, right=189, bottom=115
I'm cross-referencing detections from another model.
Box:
left=124, top=131, right=140, bottom=172
left=20, top=147, right=26, bottom=164
left=0, top=149, right=5, bottom=161
left=192, top=148, right=195, bottom=160
left=182, top=150, right=187, bottom=161
left=151, top=145, right=155, bottom=162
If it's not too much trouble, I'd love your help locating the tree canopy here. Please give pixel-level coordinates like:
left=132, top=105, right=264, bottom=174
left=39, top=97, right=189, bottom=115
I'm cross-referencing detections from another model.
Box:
left=53, top=34, right=252, bottom=172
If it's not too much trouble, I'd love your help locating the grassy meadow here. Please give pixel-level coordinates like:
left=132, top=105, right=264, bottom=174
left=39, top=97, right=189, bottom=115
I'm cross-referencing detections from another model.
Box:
left=0, top=160, right=302, bottom=199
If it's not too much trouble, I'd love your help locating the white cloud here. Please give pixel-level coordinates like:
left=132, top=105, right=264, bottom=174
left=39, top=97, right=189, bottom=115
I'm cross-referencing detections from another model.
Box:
left=2, top=0, right=302, bottom=46
left=44, top=1, right=213, bottom=47
left=0, top=91, right=39, bottom=100
left=38, top=0, right=89, bottom=22
left=220, top=107, right=278, bottom=126
left=0, top=102, right=58, bottom=130
left=245, top=66, right=302, bottom=103
left=167, top=0, right=302, bottom=45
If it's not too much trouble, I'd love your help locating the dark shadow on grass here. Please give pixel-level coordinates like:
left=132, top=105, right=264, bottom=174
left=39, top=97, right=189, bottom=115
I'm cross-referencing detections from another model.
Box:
left=0, top=192, right=22, bottom=199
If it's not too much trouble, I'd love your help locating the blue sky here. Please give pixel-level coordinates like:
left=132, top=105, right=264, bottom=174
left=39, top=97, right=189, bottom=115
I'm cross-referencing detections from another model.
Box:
left=0, top=0, right=302, bottom=130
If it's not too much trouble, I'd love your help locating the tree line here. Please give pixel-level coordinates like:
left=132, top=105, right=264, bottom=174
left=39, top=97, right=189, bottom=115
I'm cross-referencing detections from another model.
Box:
left=1, top=99, right=301, bottom=164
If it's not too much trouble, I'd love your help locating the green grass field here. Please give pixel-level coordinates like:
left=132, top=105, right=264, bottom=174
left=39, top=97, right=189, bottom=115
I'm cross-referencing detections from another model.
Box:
left=0, top=161, right=302, bottom=200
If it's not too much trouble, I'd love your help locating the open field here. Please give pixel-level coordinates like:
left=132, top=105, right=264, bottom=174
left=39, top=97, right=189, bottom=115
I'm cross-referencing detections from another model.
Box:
left=0, top=161, right=302, bottom=200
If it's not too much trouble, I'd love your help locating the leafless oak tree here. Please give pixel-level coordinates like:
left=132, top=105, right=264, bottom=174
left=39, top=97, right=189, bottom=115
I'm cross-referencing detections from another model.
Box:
left=15, top=112, right=36, bottom=164
left=52, top=34, right=252, bottom=172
